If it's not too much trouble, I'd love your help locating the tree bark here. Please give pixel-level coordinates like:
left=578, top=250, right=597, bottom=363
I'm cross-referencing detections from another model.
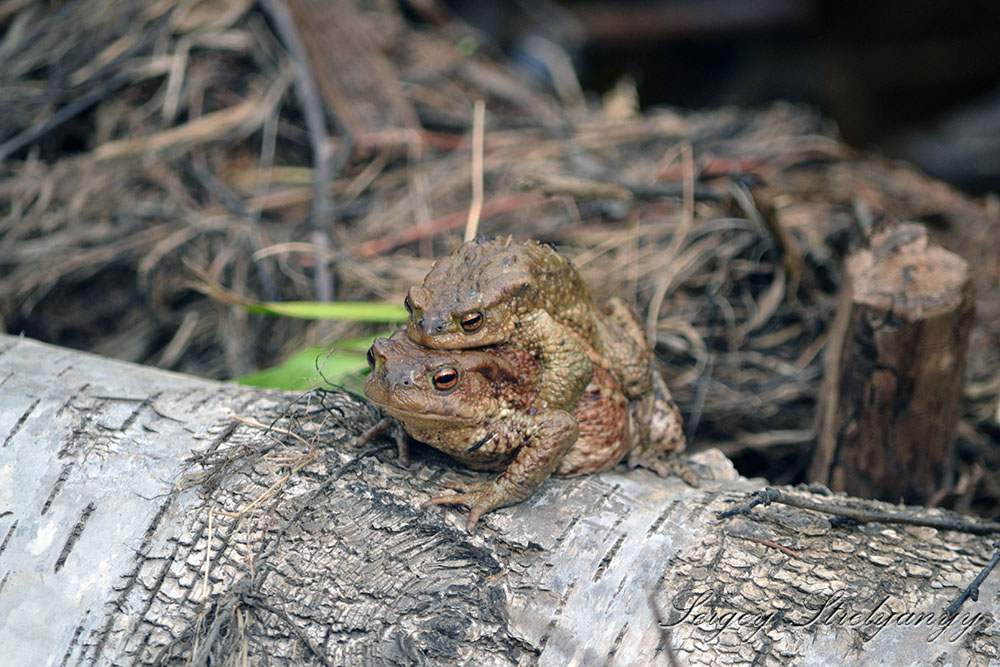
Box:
left=810, top=222, right=975, bottom=503
left=1, top=334, right=997, bottom=665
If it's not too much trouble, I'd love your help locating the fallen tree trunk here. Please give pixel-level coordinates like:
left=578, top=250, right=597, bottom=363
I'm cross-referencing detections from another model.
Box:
left=1, top=334, right=997, bottom=665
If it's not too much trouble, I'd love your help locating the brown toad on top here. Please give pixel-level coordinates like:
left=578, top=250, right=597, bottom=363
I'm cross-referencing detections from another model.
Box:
left=360, top=330, right=691, bottom=532
left=404, top=237, right=653, bottom=411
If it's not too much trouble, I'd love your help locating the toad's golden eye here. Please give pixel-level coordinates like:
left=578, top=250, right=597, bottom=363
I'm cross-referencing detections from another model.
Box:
left=403, top=295, right=413, bottom=314
left=366, top=346, right=376, bottom=369
left=459, top=311, right=483, bottom=332
left=432, top=367, right=459, bottom=391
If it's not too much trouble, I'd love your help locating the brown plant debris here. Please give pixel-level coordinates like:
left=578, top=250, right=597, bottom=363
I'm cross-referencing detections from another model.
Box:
left=0, top=0, right=998, bottom=516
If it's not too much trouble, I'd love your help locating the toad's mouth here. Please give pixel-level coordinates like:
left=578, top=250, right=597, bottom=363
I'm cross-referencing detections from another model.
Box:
left=365, top=398, right=483, bottom=424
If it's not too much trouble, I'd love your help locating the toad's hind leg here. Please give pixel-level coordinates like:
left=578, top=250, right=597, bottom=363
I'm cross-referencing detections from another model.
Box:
left=423, top=409, right=579, bottom=532
left=627, top=371, right=699, bottom=486
left=599, top=297, right=654, bottom=400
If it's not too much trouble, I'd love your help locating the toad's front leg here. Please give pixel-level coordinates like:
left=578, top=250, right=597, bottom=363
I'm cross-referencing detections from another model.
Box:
left=356, top=415, right=413, bottom=467
left=517, top=310, right=594, bottom=411
left=424, top=409, right=579, bottom=532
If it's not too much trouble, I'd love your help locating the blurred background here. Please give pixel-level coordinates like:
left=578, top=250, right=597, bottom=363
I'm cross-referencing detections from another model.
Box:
left=441, top=0, right=1000, bottom=194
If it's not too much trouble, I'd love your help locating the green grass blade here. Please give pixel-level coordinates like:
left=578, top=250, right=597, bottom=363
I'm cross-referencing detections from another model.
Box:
left=235, top=333, right=390, bottom=393
left=245, top=301, right=408, bottom=322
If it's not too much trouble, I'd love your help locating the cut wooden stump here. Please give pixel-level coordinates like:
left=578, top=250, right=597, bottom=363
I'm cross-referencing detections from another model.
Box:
left=1, top=334, right=998, bottom=665
left=810, top=222, right=976, bottom=503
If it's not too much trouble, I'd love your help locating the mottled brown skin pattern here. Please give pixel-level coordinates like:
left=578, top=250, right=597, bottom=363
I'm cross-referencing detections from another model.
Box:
left=405, top=237, right=652, bottom=411
left=362, top=330, right=630, bottom=531
left=629, top=370, right=694, bottom=484
left=599, top=298, right=690, bottom=477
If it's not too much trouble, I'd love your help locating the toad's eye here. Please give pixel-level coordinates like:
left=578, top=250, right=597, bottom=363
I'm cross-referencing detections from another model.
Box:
left=404, top=295, right=413, bottom=314
left=459, top=311, right=484, bottom=332
left=366, top=346, right=376, bottom=369
left=431, top=367, right=459, bottom=391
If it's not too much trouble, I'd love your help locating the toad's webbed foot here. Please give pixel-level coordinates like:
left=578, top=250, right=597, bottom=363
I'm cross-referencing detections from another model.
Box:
left=423, top=409, right=579, bottom=532
left=422, top=478, right=514, bottom=533
left=627, top=452, right=702, bottom=487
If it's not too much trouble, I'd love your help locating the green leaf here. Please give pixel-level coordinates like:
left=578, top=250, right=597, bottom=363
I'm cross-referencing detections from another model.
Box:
left=235, top=333, right=389, bottom=393
left=246, top=301, right=408, bottom=322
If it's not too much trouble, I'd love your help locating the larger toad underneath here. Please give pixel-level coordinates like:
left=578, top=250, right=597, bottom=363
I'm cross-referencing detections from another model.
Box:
left=360, top=330, right=691, bottom=532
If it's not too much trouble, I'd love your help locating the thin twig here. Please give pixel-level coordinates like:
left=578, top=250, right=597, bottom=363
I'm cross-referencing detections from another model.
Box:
left=93, top=73, right=292, bottom=160
left=189, top=593, right=242, bottom=667
left=945, top=542, right=1000, bottom=617
left=718, top=487, right=1000, bottom=535
left=684, top=350, right=713, bottom=442
left=241, top=593, right=334, bottom=667
left=648, top=592, right=681, bottom=667
left=182, top=159, right=255, bottom=220
left=0, top=72, right=132, bottom=162
left=354, top=193, right=539, bottom=257
left=518, top=172, right=633, bottom=200
left=228, top=414, right=313, bottom=449
left=252, top=442, right=394, bottom=564
left=211, top=448, right=316, bottom=521
left=740, top=535, right=801, bottom=558
left=259, top=0, right=335, bottom=302
left=464, top=99, right=486, bottom=242
left=747, top=184, right=810, bottom=295
left=210, top=415, right=318, bottom=521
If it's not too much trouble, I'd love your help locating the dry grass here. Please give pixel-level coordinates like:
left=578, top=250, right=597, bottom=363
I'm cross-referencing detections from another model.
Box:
left=1, top=0, right=998, bottom=515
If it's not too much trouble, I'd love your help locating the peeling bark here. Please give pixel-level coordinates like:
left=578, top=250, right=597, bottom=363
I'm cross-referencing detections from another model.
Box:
left=1, top=334, right=998, bottom=665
